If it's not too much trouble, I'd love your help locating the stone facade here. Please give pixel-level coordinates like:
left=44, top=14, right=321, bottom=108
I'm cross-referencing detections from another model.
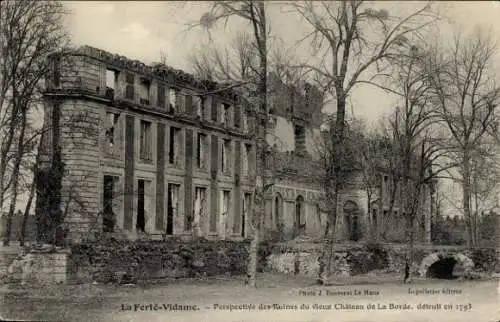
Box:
left=39, top=45, right=434, bottom=245
left=41, top=46, right=255, bottom=243
left=263, top=118, right=434, bottom=244
left=262, top=71, right=434, bottom=243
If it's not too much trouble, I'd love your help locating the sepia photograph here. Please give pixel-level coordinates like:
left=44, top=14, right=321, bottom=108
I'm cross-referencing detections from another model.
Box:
left=0, top=1, right=500, bottom=321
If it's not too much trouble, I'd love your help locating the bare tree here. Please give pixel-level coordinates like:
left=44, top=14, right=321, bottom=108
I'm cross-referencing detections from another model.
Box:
left=190, top=4, right=322, bottom=287
left=189, top=31, right=259, bottom=85
left=383, top=43, right=466, bottom=282
left=357, top=129, right=385, bottom=241
left=372, top=121, right=403, bottom=241
left=190, top=1, right=270, bottom=288
left=427, top=29, right=500, bottom=249
left=313, top=114, right=367, bottom=246
left=468, top=139, right=500, bottom=244
left=19, top=134, right=42, bottom=246
left=0, top=0, right=69, bottom=245
left=290, top=0, right=439, bottom=283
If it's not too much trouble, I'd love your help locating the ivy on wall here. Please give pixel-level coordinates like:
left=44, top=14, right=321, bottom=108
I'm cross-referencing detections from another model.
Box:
left=35, top=102, right=66, bottom=246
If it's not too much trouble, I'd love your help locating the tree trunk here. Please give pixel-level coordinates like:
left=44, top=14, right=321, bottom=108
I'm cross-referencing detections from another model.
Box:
left=0, top=110, right=18, bottom=214
left=318, top=94, right=346, bottom=284
left=325, top=185, right=338, bottom=277
left=318, top=177, right=338, bottom=283
left=403, top=175, right=420, bottom=283
left=0, top=80, right=21, bottom=215
left=429, top=184, right=436, bottom=244
left=35, top=103, right=64, bottom=245
left=246, top=1, right=267, bottom=288
left=247, top=229, right=259, bottom=287
left=247, top=128, right=268, bottom=287
left=2, top=104, right=25, bottom=246
left=20, top=140, right=40, bottom=246
left=366, top=192, right=375, bottom=240
left=247, top=188, right=263, bottom=288
left=382, top=178, right=398, bottom=240
left=404, top=215, right=415, bottom=283
left=19, top=177, right=36, bottom=247
left=318, top=181, right=331, bottom=283
left=462, top=152, right=473, bottom=249
left=473, top=189, right=479, bottom=246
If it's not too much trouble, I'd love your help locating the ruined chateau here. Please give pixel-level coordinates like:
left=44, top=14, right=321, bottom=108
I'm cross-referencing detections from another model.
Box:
left=39, top=45, right=433, bottom=244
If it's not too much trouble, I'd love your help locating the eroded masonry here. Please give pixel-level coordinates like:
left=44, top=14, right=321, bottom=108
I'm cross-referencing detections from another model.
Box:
left=39, top=45, right=434, bottom=244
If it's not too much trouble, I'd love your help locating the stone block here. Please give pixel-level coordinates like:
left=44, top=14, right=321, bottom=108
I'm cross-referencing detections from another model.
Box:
left=5, top=251, right=71, bottom=285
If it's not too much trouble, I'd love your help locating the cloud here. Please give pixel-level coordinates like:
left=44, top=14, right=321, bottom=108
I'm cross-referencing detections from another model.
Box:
left=119, top=22, right=150, bottom=39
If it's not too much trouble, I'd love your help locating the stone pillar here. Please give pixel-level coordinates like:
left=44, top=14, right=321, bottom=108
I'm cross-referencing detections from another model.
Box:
left=305, top=203, right=318, bottom=236
left=356, top=190, right=369, bottom=242
left=283, top=201, right=295, bottom=236
left=496, top=212, right=500, bottom=268
left=263, top=197, right=273, bottom=238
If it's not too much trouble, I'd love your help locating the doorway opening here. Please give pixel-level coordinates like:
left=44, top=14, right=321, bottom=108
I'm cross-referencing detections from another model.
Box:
left=103, top=175, right=117, bottom=232
left=136, top=179, right=146, bottom=232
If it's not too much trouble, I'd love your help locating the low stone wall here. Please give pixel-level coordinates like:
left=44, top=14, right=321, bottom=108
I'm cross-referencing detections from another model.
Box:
left=68, top=237, right=266, bottom=284
left=266, top=244, right=388, bottom=277
left=3, top=248, right=69, bottom=284
left=3, top=240, right=498, bottom=284
left=265, top=243, right=500, bottom=278
left=384, top=247, right=426, bottom=275
left=266, top=251, right=352, bottom=277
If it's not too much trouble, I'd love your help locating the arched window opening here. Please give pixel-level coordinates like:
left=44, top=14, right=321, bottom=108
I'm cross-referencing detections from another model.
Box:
left=371, top=204, right=378, bottom=237
left=295, top=195, right=305, bottom=231
left=274, top=193, right=283, bottom=230
left=343, top=200, right=361, bottom=241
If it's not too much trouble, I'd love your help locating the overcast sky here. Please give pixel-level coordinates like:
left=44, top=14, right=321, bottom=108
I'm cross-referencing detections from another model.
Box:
left=63, top=1, right=500, bottom=126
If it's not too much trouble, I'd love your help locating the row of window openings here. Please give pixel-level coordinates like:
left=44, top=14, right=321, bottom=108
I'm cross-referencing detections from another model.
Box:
left=138, top=120, right=183, bottom=165
left=103, top=177, right=251, bottom=237
left=105, top=113, right=252, bottom=173
left=106, top=69, right=239, bottom=127
left=52, top=66, right=240, bottom=128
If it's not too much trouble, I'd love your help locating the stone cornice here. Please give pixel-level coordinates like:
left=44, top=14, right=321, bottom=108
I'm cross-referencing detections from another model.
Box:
left=63, top=45, right=240, bottom=102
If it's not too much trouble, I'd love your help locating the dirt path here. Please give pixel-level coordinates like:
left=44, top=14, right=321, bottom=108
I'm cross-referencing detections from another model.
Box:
left=1, top=273, right=499, bottom=322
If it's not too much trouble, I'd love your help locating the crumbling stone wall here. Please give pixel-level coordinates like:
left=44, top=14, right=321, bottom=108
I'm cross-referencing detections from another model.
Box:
left=265, top=243, right=500, bottom=278
left=2, top=248, right=69, bottom=285
left=68, top=237, right=268, bottom=284
left=266, top=244, right=388, bottom=277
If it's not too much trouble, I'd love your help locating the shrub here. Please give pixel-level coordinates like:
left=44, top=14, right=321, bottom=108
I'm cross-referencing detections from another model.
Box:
left=363, top=242, right=388, bottom=268
left=471, top=248, right=498, bottom=272
left=413, top=249, right=427, bottom=263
